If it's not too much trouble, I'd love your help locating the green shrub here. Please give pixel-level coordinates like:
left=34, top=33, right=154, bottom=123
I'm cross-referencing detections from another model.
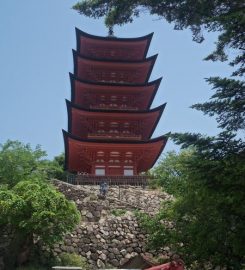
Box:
left=58, top=252, right=89, bottom=268
left=147, top=178, right=159, bottom=190
left=111, top=208, right=126, bottom=216
left=104, top=263, right=114, bottom=269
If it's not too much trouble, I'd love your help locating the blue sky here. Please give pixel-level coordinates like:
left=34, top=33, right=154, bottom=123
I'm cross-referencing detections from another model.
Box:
left=0, top=1, right=233, bottom=159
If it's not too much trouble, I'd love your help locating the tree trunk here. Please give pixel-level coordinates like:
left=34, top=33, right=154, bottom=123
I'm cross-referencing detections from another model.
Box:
left=4, top=232, right=33, bottom=269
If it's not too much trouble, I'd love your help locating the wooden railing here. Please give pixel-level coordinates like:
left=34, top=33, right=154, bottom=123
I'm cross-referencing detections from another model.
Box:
left=88, top=133, right=142, bottom=140
left=67, top=174, right=149, bottom=186
left=90, top=105, right=138, bottom=111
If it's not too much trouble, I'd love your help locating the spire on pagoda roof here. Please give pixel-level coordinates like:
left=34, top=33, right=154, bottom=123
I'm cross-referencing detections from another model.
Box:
left=107, top=26, right=114, bottom=37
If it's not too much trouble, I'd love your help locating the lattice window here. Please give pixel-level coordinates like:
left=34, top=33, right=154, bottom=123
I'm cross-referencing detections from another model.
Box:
left=111, top=95, right=117, bottom=101
left=96, top=159, right=105, bottom=163
left=110, top=122, right=118, bottom=127
left=97, top=151, right=104, bottom=157
left=110, top=72, right=116, bottom=78
left=110, top=151, right=120, bottom=158
left=125, top=152, right=133, bottom=158
left=100, top=95, right=106, bottom=101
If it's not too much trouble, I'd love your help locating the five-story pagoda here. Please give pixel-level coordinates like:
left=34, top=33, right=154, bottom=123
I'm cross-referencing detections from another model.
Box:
left=63, top=28, right=168, bottom=184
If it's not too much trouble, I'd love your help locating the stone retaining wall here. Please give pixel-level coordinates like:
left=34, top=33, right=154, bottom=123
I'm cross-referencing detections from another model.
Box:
left=50, top=180, right=173, bottom=268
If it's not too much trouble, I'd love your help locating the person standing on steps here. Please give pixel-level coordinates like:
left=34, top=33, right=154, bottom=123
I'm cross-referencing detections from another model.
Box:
left=103, top=181, right=108, bottom=196
left=99, top=181, right=109, bottom=197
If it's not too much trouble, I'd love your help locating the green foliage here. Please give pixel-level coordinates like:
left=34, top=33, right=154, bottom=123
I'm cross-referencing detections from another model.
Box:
left=0, top=179, right=80, bottom=246
left=111, top=208, right=127, bottom=216
left=0, top=140, right=80, bottom=268
left=104, top=263, right=115, bottom=269
left=0, top=141, right=68, bottom=187
left=42, top=153, right=68, bottom=180
left=73, top=0, right=245, bottom=76
left=58, top=253, right=89, bottom=268
left=151, top=149, right=193, bottom=196
left=139, top=75, right=245, bottom=268
left=192, top=77, right=245, bottom=133
left=139, top=150, right=245, bottom=268
left=147, top=178, right=159, bottom=190
left=0, top=140, right=47, bottom=187
left=150, top=76, right=245, bottom=268
left=0, top=141, right=79, bottom=245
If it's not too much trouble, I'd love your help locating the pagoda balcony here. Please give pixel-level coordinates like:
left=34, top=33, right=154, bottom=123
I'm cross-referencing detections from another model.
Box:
left=87, top=133, right=142, bottom=140
left=90, top=105, right=139, bottom=111
left=67, top=174, right=149, bottom=186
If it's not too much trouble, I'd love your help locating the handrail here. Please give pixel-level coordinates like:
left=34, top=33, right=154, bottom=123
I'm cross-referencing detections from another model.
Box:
left=67, top=174, right=149, bottom=186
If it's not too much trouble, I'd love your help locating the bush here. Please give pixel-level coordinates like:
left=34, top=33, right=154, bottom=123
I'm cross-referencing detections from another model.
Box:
left=111, top=208, right=126, bottom=216
left=58, top=253, right=89, bottom=268
left=147, top=178, right=159, bottom=190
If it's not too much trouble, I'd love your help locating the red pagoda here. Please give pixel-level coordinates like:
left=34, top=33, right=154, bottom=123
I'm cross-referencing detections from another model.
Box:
left=63, top=28, right=168, bottom=184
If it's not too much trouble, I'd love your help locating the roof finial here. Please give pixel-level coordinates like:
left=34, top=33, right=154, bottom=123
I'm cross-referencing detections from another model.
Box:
left=108, top=26, right=114, bottom=37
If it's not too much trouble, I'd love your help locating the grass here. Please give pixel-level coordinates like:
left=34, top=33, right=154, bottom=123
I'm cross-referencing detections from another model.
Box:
left=111, top=208, right=127, bottom=216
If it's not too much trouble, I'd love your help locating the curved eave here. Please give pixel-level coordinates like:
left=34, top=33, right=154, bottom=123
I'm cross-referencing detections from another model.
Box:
left=73, top=49, right=158, bottom=64
left=147, top=78, right=162, bottom=109
left=70, top=72, right=162, bottom=87
left=73, top=51, right=157, bottom=84
left=66, top=100, right=166, bottom=139
left=75, top=28, right=153, bottom=59
left=66, top=99, right=166, bottom=115
left=148, top=103, right=166, bottom=139
left=147, top=135, right=168, bottom=170
left=63, top=130, right=168, bottom=172
left=69, top=73, right=162, bottom=110
left=63, top=129, right=168, bottom=145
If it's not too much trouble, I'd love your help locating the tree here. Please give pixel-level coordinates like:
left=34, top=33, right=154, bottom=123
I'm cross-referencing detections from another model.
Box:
left=0, top=179, right=80, bottom=268
left=73, top=0, right=245, bottom=76
left=140, top=149, right=245, bottom=269
left=0, top=140, right=47, bottom=187
left=141, top=75, right=245, bottom=268
left=0, top=141, right=68, bottom=188
left=170, top=76, right=244, bottom=164
left=0, top=180, right=80, bottom=245
left=41, top=153, right=68, bottom=181
left=145, top=67, right=244, bottom=269
left=0, top=141, right=81, bottom=268
left=151, top=149, right=193, bottom=197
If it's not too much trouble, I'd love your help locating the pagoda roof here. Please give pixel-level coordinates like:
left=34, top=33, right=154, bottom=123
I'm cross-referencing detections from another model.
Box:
left=73, top=50, right=157, bottom=84
left=63, top=130, right=168, bottom=173
left=70, top=73, right=162, bottom=110
left=76, top=28, right=153, bottom=61
left=66, top=100, right=166, bottom=140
